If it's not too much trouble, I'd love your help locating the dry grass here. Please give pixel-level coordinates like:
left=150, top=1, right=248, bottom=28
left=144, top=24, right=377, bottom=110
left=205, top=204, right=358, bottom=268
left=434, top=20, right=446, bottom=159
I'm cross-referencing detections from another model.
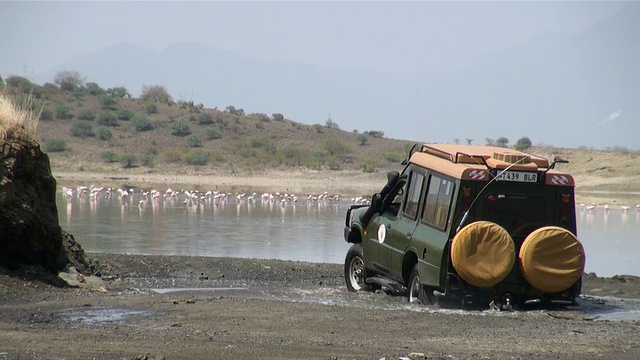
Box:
left=0, top=92, right=40, bottom=142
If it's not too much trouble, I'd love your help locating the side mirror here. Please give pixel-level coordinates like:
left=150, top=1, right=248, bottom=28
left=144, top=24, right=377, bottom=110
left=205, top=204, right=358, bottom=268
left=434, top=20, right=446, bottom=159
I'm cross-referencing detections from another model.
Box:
left=379, top=171, right=399, bottom=200
left=360, top=193, right=382, bottom=225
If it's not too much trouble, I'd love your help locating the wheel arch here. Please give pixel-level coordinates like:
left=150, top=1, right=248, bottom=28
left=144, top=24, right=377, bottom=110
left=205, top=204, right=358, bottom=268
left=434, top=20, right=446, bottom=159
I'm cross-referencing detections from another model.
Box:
left=402, top=250, right=419, bottom=285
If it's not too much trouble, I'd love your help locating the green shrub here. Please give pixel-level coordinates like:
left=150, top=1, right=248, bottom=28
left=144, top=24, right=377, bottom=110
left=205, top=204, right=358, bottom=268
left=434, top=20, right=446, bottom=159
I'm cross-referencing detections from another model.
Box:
left=384, top=151, right=402, bottom=163
left=55, top=103, right=73, bottom=119
left=272, top=113, right=285, bottom=121
left=130, top=116, right=153, bottom=132
left=77, top=108, right=96, bottom=121
left=99, top=94, right=118, bottom=110
left=206, top=127, right=222, bottom=140
left=163, top=149, right=183, bottom=163
left=170, top=121, right=191, bottom=136
left=145, top=102, right=158, bottom=114
left=43, top=139, right=67, bottom=152
left=39, top=108, right=53, bottom=121
left=116, top=108, right=135, bottom=121
left=141, top=154, right=155, bottom=167
left=70, top=121, right=94, bottom=138
left=186, top=134, right=202, bottom=148
left=361, top=157, right=376, bottom=173
left=263, top=142, right=277, bottom=155
left=247, top=135, right=269, bottom=148
left=357, top=134, right=368, bottom=146
left=101, top=151, right=120, bottom=162
left=121, top=155, right=137, bottom=168
left=182, top=149, right=211, bottom=165
left=97, top=111, right=118, bottom=127
left=97, top=126, right=113, bottom=140
left=196, top=113, right=214, bottom=125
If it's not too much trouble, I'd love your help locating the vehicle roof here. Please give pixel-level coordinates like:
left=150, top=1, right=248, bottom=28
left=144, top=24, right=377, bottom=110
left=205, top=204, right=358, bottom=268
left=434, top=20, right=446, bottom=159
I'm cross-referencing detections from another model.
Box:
left=409, top=144, right=574, bottom=185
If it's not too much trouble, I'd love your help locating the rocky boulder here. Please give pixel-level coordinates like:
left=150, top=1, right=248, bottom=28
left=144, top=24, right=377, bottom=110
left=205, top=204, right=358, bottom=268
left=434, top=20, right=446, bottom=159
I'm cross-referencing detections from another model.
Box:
left=0, top=132, right=68, bottom=272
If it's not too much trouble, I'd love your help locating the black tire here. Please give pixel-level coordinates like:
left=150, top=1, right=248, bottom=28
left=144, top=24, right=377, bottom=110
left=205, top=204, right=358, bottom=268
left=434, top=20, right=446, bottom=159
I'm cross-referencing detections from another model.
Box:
left=407, top=264, right=435, bottom=305
left=344, top=244, right=371, bottom=292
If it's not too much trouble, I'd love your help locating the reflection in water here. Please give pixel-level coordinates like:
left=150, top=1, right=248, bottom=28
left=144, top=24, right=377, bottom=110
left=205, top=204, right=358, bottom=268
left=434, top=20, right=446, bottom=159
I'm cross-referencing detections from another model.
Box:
left=57, top=187, right=640, bottom=276
left=58, top=186, right=353, bottom=264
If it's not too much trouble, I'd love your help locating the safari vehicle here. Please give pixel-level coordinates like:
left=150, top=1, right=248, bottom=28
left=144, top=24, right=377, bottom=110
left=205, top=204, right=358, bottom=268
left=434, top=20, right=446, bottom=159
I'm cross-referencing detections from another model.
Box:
left=343, top=144, right=585, bottom=309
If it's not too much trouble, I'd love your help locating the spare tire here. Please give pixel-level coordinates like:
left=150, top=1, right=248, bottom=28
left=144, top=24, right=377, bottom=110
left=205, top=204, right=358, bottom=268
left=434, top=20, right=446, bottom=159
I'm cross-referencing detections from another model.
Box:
left=451, top=221, right=516, bottom=288
left=519, top=226, right=585, bottom=293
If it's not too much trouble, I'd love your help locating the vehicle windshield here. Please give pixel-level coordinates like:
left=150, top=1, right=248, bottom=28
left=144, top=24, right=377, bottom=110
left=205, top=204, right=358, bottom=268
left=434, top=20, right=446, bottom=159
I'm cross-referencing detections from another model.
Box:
left=482, top=193, right=545, bottom=237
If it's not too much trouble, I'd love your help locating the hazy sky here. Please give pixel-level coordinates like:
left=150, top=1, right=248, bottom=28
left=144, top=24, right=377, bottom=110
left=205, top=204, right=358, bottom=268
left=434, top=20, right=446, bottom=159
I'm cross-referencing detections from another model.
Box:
left=0, top=1, right=622, bottom=78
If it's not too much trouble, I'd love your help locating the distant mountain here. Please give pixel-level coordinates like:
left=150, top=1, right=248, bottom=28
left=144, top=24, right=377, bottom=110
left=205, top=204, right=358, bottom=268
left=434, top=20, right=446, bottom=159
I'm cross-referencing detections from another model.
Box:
left=33, top=3, right=640, bottom=149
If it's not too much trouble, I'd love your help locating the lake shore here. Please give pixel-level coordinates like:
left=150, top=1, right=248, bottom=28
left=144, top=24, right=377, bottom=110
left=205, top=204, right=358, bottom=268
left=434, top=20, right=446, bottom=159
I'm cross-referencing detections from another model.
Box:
left=53, top=169, right=640, bottom=207
left=1, top=253, right=640, bottom=359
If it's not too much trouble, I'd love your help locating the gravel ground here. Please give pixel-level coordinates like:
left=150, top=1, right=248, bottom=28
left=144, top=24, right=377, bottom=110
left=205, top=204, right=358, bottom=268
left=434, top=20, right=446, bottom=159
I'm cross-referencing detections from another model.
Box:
left=1, top=253, right=640, bottom=360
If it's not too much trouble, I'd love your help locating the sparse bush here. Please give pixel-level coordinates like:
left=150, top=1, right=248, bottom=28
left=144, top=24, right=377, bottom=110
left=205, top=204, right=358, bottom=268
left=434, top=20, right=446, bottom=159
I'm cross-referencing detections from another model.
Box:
left=186, top=134, right=202, bottom=147
left=361, top=157, right=376, bottom=173
left=313, top=124, right=324, bottom=133
left=121, top=155, right=137, bottom=168
left=263, top=142, right=277, bottom=155
left=141, top=84, right=173, bottom=104
left=42, top=82, right=58, bottom=91
left=71, top=87, right=85, bottom=100
left=101, top=151, right=120, bottom=162
left=5, top=76, right=38, bottom=94
left=272, top=113, right=285, bottom=121
left=170, top=121, right=191, bottom=136
left=364, top=130, right=385, bottom=139
left=70, top=121, right=94, bottom=138
left=325, top=117, right=339, bottom=129
left=99, top=94, right=118, bottom=110
left=107, top=86, right=131, bottom=99
left=130, top=116, right=153, bottom=132
left=357, top=134, right=368, bottom=146
left=77, top=108, right=96, bottom=121
left=141, top=154, right=155, bottom=167
left=97, top=126, right=113, bottom=140
left=116, top=108, right=134, bottom=121
left=321, top=137, right=351, bottom=158
left=144, top=102, right=158, bottom=114
left=55, top=103, right=73, bottom=119
left=163, top=149, right=183, bottom=163
left=182, top=149, right=211, bottom=166
left=54, top=71, right=84, bottom=91
left=206, top=127, right=221, bottom=140
left=195, top=113, right=214, bottom=125
left=97, top=111, right=118, bottom=127
left=256, top=113, right=270, bottom=122
left=225, top=105, right=244, bottom=116
left=43, top=139, right=66, bottom=152
left=85, top=82, right=105, bottom=95
left=247, top=135, right=269, bottom=148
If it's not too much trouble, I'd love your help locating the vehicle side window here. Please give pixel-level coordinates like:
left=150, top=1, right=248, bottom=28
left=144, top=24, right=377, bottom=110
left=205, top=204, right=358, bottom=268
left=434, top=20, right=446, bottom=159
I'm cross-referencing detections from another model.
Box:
left=383, top=178, right=406, bottom=217
left=402, top=171, right=424, bottom=220
left=422, top=175, right=455, bottom=230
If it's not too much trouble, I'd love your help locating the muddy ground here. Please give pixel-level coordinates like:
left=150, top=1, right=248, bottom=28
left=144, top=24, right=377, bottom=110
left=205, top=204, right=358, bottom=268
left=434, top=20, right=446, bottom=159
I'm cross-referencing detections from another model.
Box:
left=2, top=254, right=640, bottom=360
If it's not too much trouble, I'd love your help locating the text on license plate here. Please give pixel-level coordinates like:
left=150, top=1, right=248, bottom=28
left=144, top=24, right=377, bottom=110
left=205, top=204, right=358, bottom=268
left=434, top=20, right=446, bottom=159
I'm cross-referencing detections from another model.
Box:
left=496, top=171, right=538, bottom=183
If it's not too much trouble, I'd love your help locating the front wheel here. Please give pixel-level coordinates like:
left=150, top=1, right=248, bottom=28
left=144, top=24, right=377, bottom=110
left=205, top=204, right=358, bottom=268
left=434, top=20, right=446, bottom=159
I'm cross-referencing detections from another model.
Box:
left=408, top=264, right=435, bottom=305
left=345, top=244, right=370, bottom=292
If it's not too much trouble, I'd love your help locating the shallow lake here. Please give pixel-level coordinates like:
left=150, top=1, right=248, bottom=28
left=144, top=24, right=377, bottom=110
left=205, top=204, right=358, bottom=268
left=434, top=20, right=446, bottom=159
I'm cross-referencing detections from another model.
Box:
left=57, top=188, right=640, bottom=278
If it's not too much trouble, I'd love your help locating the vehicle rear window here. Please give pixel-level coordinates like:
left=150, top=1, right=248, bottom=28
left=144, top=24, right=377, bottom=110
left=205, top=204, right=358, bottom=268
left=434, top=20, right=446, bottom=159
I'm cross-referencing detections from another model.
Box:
left=482, top=194, right=545, bottom=237
left=423, top=175, right=454, bottom=230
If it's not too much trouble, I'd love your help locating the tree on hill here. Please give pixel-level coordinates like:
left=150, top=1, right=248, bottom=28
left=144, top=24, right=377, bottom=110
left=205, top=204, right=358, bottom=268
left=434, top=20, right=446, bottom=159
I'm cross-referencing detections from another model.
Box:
left=495, top=137, right=510, bottom=148
left=514, top=136, right=532, bottom=151
left=141, top=85, right=173, bottom=104
left=54, top=71, right=85, bottom=91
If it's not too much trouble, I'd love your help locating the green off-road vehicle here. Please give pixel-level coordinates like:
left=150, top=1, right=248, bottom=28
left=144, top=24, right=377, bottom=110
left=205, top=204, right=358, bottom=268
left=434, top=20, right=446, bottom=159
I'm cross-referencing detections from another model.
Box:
left=343, top=144, right=585, bottom=309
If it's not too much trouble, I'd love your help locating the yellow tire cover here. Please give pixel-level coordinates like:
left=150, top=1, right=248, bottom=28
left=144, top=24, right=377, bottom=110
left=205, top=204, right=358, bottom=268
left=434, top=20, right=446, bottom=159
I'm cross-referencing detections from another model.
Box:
left=451, top=221, right=515, bottom=288
left=519, top=226, right=585, bottom=293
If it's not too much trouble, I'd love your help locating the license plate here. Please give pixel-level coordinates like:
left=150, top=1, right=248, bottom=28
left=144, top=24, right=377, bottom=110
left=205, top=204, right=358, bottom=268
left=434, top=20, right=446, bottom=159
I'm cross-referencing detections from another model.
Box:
left=495, top=171, right=538, bottom=183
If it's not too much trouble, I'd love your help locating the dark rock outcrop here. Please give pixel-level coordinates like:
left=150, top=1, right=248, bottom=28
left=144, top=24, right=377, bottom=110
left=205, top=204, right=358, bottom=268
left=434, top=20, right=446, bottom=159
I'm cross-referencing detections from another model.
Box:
left=0, top=132, right=69, bottom=272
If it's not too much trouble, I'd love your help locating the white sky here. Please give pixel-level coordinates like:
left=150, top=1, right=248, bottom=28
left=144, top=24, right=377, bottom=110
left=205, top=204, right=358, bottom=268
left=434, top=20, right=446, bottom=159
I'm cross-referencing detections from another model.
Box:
left=0, top=1, right=622, bottom=78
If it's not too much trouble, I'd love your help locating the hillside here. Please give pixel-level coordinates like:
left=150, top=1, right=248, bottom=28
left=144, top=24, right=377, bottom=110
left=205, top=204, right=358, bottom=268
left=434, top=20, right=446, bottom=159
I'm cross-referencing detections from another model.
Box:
left=2, top=77, right=639, bottom=203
